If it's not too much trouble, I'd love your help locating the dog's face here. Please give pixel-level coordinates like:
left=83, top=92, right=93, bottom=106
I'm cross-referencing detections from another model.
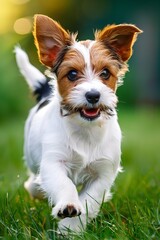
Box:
left=33, top=15, right=142, bottom=123
left=56, top=40, right=122, bottom=122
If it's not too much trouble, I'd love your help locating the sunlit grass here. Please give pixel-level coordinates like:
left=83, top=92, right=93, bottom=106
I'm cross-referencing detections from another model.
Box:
left=0, top=108, right=160, bottom=239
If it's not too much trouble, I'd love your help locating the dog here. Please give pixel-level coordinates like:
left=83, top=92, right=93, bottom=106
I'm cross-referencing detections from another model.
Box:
left=15, top=14, right=142, bottom=233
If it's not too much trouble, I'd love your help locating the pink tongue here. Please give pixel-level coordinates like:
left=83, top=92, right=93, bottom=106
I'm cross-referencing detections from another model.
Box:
left=83, top=108, right=99, bottom=117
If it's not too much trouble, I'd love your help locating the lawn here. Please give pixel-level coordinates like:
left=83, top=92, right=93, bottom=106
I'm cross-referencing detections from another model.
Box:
left=0, top=108, right=160, bottom=240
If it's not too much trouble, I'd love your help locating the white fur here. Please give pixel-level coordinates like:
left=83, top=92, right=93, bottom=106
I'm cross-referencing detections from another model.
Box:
left=14, top=46, right=46, bottom=90
left=15, top=45, right=122, bottom=233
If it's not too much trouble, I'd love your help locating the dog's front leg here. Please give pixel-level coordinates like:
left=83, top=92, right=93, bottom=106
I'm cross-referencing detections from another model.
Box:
left=58, top=161, right=119, bottom=233
left=80, top=177, right=112, bottom=218
left=58, top=175, right=108, bottom=233
left=58, top=177, right=113, bottom=233
left=57, top=176, right=107, bottom=233
left=79, top=160, right=119, bottom=219
left=40, top=154, right=84, bottom=219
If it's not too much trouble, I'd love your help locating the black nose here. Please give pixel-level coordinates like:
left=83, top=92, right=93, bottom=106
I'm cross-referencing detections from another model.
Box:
left=85, top=89, right=100, bottom=104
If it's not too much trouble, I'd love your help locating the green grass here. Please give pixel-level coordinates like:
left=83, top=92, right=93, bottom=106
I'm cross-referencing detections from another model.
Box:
left=0, top=108, right=160, bottom=239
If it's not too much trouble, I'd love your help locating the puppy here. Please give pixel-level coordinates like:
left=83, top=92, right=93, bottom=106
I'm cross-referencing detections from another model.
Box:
left=15, top=14, right=142, bottom=233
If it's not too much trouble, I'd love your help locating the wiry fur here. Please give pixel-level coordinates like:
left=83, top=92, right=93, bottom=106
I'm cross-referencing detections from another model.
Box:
left=15, top=15, right=142, bottom=234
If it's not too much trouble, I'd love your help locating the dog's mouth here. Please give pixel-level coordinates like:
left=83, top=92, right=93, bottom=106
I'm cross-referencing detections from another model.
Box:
left=60, top=104, right=114, bottom=121
left=79, top=108, right=100, bottom=121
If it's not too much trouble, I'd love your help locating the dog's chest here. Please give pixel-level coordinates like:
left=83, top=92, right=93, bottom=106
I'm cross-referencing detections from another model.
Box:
left=63, top=121, right=109, bottom=181
left=66, top=134, right=106, bottom=185
left=68, top=149, right=101, bottom=185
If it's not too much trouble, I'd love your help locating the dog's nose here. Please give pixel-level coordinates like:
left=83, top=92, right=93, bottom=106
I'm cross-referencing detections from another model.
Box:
left=85, top=89, right=100, bottom=104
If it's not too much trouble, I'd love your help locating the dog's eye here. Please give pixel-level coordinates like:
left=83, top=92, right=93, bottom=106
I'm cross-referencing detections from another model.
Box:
left=67, top=70, right=78, bottom=81
left=100, top=69, right=110, bottom=80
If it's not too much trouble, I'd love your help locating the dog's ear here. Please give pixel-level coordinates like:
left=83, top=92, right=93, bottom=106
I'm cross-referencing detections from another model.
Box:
left=33, top=14, right=70, bottom=67
left=95, top=24, right=142, bottom=61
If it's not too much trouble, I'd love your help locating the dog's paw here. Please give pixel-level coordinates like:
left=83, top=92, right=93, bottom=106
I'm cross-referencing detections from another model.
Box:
left=52, top=201, right=85, bottom=219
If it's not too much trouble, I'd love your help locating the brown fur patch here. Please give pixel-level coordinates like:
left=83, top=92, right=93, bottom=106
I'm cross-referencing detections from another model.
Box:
left=57, top=48, right=85, bottom=101
left=89, top=41, right=127, bottom=91
left=95, top=24, right=142, bottom=61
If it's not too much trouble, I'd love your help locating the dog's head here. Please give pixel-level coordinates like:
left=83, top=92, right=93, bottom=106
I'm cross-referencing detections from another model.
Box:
left=33, top=15, right=142, bottom=123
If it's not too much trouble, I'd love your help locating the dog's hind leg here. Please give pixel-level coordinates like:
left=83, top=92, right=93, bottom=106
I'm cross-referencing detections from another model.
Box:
left=24, top=172, right=44, bottom=199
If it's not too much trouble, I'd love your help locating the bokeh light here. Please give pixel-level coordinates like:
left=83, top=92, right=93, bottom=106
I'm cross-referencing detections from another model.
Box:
left=11, top=0, right=30, bottom=4
left=13, top=17, right=32, bottom=35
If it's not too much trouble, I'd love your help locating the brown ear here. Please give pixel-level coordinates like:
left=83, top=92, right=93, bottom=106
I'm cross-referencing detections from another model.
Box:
left=95, top=24, right=142, bottom=61
left=33, top=14, right=70, bottom=67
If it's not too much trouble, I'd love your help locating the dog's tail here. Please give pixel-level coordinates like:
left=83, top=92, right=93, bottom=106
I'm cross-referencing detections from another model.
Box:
left=14, top=46, right=52, bottom=102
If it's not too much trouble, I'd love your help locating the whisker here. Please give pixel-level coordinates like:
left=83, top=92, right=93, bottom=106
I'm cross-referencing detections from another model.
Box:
left=60, top=103, right=115, bottom=118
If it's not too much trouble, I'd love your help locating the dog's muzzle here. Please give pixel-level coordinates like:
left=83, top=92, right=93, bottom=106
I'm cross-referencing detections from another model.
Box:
left=60, top=88, right=115, bottom=121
